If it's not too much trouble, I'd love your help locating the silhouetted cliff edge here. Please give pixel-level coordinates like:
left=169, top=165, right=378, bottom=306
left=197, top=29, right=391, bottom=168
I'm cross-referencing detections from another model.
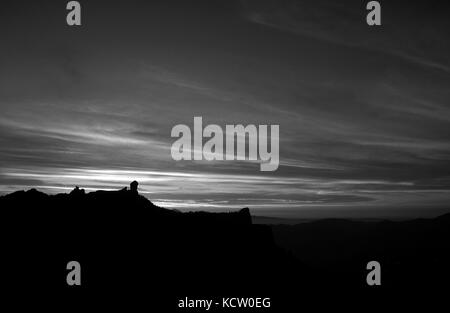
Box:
left=0, top=183, right=309, bottom=311
left=3, top=184, right=448, bottom=311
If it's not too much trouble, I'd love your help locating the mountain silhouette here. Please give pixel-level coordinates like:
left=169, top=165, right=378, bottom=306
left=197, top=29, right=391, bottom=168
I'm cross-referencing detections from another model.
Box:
left=1, top=182, right=449, bottom=311
left=0, top=182, right=313, bottom=311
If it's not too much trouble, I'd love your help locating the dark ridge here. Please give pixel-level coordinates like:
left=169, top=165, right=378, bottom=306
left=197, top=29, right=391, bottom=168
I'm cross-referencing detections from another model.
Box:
left=2, top=182, right=450, bottom=310
left=0, top=182, right=316, bottom=311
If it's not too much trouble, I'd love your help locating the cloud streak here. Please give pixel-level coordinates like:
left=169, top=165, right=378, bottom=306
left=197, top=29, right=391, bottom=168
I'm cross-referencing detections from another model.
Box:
left=0, top=0, right=449, bottom=218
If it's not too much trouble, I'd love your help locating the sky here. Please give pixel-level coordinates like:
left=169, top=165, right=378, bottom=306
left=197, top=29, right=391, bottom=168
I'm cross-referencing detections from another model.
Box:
left=1, top=0, right=450, bottom=218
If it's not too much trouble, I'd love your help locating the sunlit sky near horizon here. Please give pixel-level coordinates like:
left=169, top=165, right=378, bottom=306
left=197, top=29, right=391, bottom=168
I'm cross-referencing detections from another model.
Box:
left=1, top=0, right=450, bottom=218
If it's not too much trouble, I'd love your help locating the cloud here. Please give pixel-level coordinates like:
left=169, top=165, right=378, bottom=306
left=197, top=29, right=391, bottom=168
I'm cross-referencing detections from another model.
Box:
left=241, top=0, right=450, bottom=73
left=1, top=0, right=450, bottom=218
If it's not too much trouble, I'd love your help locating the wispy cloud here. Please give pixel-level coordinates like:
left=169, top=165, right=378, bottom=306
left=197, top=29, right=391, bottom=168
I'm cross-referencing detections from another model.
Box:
left=241, top=0, right=450, bottom=73
left=1, top=0, right=450, bottom=218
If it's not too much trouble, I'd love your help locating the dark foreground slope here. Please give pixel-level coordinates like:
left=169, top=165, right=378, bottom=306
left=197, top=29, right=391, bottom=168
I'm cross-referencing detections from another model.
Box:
left=1, top=186, right=449, bottom=311
left=0, top=187, right=313, bottom=311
